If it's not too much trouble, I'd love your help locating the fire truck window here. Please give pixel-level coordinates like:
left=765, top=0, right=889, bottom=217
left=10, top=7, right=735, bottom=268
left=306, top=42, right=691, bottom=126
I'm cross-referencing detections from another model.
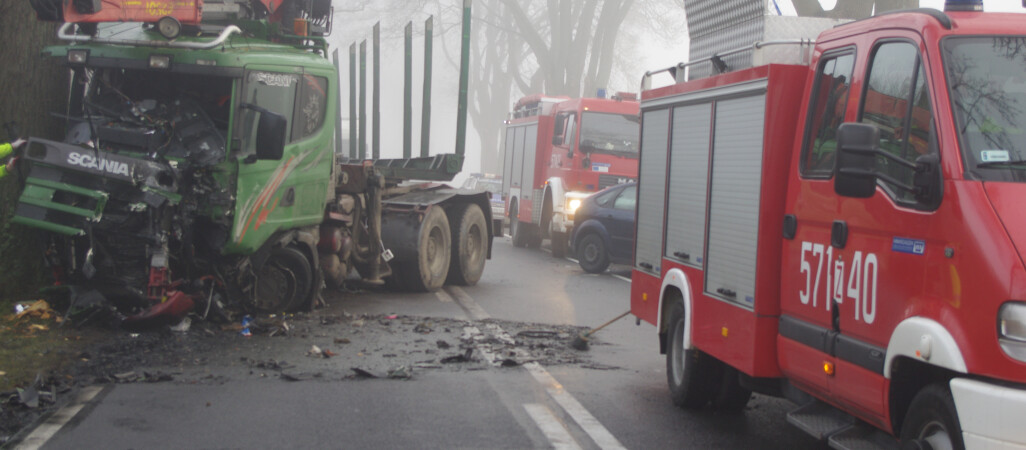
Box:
left=802, top=52, right=854, bottom=176
left=612, top=185, right=637, bottom=211
left=861, top=42, right=933, bottom=204
left=236, top=71, right=298, bottom=156
left=292, top=75, right=328, bottom=142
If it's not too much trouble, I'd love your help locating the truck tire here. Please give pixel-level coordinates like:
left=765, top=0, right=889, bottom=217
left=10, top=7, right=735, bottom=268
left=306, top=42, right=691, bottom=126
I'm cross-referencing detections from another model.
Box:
left=578, top=233, right=609, bottom=273
left=710, top=364, right=752, bottom=412
left=900, top=383, right=965, bottom=450
left=406, top=206, right=451, bottom=292
left=251, top=246, right=312, bottom=313
left=447, top=204, right=487, bottom=286
left=550, top=231, right=568, bottom=258
left=666, top=301, right=718, bottom=409
left=511, top=201, right=528, bottom=248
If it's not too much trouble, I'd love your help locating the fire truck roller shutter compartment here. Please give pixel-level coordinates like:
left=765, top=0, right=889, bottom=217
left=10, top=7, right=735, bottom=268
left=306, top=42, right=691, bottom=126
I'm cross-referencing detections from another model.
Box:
left=521, top=124, right=539, bottom=223
left=510, top=126, right=526, bottom=198
left=705, top=93, right=766, bottom=308
left=635, top=109, right=670, bottom=275
left=665, top=103, right=712, bottom=269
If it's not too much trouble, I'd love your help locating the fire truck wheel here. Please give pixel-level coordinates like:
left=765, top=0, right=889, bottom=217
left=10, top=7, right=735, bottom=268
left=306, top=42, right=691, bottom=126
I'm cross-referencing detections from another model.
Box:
left=710, top=364, right=752, bottom=412
left=666, top=301, right=718, bottom=409
left=408, top=206, right=452, bottom=292
left=251, top=246, right=312, bottom=313
left=578, top=233, right=610, bottom=273
left=550, top=231, right=568, bottom=258
left=900, top=383, right=965, bottom=450
left=511, top=202, right=527, bottom=248
left=526, top=226, right=542, bottom=249
left=447, top=204, right=487, bottom=286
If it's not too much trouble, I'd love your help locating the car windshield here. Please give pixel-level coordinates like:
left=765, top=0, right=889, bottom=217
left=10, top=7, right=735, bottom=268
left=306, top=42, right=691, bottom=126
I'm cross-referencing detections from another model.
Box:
left=578, top=112, right=640, bottom=156
left=943, top=36, right=1026, bottom=182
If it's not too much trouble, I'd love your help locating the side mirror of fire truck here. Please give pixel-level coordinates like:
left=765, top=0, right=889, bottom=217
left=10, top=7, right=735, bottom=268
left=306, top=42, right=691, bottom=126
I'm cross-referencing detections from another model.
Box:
left=834, top=122, right=879, bottom=198
left=240, top=103, right=287, bottom=161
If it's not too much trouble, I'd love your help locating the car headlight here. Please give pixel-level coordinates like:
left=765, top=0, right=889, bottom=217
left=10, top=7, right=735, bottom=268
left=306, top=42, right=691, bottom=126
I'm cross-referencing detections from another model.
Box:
left=999, top=301, right=1026, bottom=362
left=567, top=198, right=582, bottom=214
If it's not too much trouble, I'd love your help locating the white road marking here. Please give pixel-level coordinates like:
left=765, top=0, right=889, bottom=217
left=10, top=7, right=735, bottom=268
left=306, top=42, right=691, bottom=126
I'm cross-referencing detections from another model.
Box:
left=435, top=289, right=454, bottom=303
left=563, top=255, right=632, bottom=284
left=523, top=403, right=583, bottom=450
left=611, top=274, right=631, bottom=283
left=450, top=285, right=626, bottom=450
left=16, top=385, right=103, bottom=450
left=447, top=286, right=491, bottom=320
left=524, top=362, right=627, bottom=450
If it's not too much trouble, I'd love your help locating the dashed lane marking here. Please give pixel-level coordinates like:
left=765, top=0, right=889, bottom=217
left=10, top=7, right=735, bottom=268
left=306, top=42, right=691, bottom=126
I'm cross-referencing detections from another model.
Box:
left=435, top=289, right=454, bottom=303
left=524, top=363, right=628, bottom=450
left=15, top=386, right=103, bottom=450
left=611, top=274, right=631, bottom=283
left=447, top=285, right=491, bottom=320
left=523, top=403, right=584, bottom=450
left=451, top=287, right=627, bottom=450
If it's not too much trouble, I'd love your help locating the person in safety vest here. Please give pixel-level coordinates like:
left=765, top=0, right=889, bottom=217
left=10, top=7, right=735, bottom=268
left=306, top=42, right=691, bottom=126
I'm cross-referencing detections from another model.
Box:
left=0, top=138, right=27, bottom=179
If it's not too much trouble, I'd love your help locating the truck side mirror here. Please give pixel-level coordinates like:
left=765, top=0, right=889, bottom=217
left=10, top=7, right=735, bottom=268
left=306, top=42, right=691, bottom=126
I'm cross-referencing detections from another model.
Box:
left=834, top=122, right=879, bottom=198
left=241, top=103, right=287, bottom=161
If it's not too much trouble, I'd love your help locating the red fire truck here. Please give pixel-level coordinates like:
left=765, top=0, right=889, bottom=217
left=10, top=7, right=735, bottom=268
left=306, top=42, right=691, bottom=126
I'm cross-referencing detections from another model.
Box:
left=631, top=2, right=1026, bottom=449
left=501, top=93, right=639, bottom=257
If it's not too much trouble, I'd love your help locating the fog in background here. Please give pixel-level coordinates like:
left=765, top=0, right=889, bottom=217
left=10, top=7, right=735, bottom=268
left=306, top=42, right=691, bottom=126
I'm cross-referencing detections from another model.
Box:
left=326, top=0, right=1024, bottom=186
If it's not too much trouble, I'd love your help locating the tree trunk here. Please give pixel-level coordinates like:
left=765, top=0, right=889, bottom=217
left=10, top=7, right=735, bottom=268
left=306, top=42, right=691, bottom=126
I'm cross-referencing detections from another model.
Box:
left=0, top=3, right=67, bottom=300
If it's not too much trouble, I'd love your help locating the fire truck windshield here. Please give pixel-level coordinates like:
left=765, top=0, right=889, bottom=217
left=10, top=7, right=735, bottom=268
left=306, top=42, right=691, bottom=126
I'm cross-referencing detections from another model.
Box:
left=578, top=112, right=640, bottom=156
left=943, top=36, right=1026, bottom=182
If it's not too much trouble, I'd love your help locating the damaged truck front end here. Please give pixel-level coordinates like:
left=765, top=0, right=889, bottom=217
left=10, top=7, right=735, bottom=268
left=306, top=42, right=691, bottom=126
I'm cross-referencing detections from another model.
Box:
left=10, top=30, right=316, bottom=325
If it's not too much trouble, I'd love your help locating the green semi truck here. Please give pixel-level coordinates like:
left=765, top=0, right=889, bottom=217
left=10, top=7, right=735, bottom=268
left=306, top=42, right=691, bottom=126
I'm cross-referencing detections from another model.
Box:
left=11, top=0, right=491, bottom=323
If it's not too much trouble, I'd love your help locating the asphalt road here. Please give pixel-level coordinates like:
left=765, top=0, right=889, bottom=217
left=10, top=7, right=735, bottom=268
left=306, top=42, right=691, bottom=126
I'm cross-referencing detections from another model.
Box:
left=22, top=235, right=823, bottom=450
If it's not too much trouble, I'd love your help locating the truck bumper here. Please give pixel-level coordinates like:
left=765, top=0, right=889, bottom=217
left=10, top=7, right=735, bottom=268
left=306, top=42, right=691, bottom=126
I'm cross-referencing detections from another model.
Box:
left=551, top=212, right=572, bottom=234
left=950, top=378, right=1026, bottom=449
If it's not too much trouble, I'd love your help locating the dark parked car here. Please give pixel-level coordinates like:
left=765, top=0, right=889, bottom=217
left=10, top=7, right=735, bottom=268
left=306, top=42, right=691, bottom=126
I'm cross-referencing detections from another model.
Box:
left=570, top=183, right=636, bottom=273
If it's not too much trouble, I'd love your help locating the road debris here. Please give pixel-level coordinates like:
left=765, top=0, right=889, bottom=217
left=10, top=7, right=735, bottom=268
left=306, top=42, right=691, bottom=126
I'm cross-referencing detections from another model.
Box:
left=441, top=349, right=475, bottom=364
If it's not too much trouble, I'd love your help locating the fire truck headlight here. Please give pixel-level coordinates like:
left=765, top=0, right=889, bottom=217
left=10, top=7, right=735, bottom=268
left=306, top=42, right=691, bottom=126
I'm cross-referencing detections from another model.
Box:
left=999, top=302, right=1026, bottom=362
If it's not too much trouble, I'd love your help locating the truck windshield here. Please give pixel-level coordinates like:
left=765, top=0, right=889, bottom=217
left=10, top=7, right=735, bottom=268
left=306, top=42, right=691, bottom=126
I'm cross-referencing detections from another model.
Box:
left=578, top=112, right=640, bottom=156
left=943, top=36, right=1026, bottom=182
left=80, top=68, right=232, bottom=164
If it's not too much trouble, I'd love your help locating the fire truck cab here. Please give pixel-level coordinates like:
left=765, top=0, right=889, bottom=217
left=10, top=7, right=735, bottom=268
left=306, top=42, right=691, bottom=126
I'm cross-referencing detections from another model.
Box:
left=501, top=93, right=639, bottom=257
left=631, top=3, right=1026, bottom=449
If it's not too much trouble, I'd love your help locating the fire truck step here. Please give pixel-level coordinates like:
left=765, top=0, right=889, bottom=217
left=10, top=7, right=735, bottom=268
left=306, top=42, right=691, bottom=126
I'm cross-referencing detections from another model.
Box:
left=786, top=401, right=854, bottom=441
left=827, top=424, right=899, bottom=450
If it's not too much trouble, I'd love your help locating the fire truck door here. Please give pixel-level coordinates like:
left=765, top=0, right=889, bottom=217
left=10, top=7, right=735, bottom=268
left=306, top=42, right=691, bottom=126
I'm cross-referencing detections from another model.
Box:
left=829, top=39, right=938, bottom=421
left=785, top=37, right=940, bottom=423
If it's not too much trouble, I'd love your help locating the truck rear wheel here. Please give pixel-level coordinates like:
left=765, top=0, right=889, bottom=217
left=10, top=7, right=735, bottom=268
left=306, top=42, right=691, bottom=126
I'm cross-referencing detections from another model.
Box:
left=447, top=204, right=487, bottom=286
left=710, top=364, right=752, bottom=412
left=666, top=301, right=718, bottom=409
left=900, top=383, right=964, bottom=450
left=407, top=206, right=451, bottom=292
left=251, top=246, right=312, bottom=313
left=511, top=201, right=528, bottom=248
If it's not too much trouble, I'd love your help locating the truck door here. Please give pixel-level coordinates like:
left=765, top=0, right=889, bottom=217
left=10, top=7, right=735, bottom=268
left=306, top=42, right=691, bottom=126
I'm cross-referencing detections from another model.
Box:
left=783, top=35, right=940, bottom=424
left=230, top=66, right=333, bottom=252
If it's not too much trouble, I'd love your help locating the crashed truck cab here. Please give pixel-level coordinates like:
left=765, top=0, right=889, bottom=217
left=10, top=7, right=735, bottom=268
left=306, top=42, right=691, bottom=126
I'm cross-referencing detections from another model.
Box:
left=11, top=6, right=339, bottom=322
left=13, top=0, right=491, bottom=326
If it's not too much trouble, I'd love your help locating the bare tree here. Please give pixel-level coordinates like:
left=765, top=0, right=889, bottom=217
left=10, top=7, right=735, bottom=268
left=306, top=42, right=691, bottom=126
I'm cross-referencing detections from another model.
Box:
left=501, top=0, right=635, bottom=97
left=790, top=0, right=918, bottom=18
left=0, top=2, right=67, bottom=299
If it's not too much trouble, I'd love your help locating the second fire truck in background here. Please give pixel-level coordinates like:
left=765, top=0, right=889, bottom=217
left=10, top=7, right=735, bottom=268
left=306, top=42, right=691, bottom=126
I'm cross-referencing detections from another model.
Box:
left=500, top=94, right=639, bottom=257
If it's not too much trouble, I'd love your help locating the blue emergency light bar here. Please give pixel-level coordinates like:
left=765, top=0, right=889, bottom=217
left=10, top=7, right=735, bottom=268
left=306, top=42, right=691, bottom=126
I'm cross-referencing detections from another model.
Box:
left=944, top=0, right=983, bottom=11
